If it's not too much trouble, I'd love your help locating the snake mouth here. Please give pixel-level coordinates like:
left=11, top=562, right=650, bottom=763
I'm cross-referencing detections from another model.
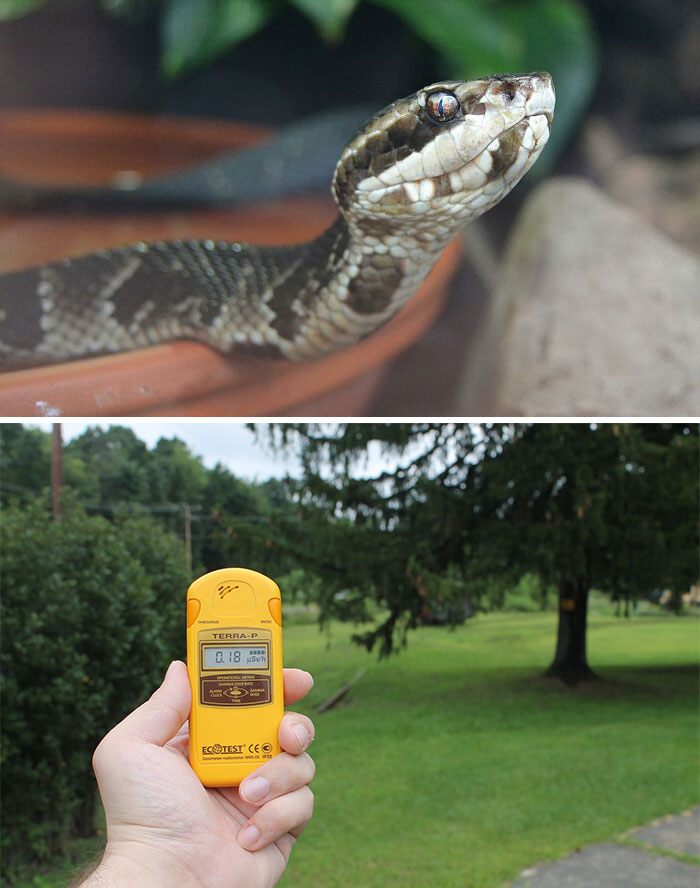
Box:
left=476, top=111, right=552, bottom=181
left=360, top=111, right=551, bottom=212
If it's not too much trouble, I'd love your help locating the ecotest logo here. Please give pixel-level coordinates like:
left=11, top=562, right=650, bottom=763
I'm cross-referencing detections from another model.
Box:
left=202, top=742, right=274, bottom=756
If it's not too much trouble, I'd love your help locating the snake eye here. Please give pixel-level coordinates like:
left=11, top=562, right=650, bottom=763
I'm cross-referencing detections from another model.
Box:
left=425, top=90, right=460, bottom=123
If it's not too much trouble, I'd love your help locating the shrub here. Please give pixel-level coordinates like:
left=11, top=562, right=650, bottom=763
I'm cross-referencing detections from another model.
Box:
left=0, top=498, right=189, bottom=879
left=503, top=572, right=552, bottom=612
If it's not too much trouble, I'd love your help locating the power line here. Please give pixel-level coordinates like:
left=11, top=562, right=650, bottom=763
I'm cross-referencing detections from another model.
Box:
left=0, top=481, right=201, bottom=514
left=0, top=481, right=301, bottom=524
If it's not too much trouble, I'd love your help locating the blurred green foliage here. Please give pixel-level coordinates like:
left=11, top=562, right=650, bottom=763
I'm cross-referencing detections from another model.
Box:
left=0, top=424, right=299, bottom=582
left=161, top=0, right=276, bottom=80
left=1, top=0, right=599, bottom=164
left=0, top=497, right=189, bottom=879
left=501, top=572, right=553, bottom=612
left=158, top=0, right=600, bottom=165
left=0, top=0, right=46, bottom=21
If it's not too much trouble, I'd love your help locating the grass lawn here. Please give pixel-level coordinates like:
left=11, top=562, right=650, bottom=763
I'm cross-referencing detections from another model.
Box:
left=14, top=610, right=699, bottom=887
left=280, top=610, right=699, bottom=888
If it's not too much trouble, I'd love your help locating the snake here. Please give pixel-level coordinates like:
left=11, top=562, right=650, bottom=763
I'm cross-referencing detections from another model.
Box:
left=0, top=72, right=554, bottom=369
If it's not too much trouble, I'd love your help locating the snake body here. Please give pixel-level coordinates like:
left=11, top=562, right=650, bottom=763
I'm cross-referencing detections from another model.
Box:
left=0, top=73, right=554, bottom=368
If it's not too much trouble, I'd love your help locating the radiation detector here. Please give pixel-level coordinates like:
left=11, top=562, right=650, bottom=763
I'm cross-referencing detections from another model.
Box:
left=186, top=568, right=284, bottom=786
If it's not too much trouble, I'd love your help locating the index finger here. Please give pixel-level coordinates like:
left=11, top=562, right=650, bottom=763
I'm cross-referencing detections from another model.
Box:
left=283, top=668, right=314, bottom=706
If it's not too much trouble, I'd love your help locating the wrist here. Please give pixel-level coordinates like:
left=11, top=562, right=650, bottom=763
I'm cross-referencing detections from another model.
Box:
left=78, top=843, right=202, bottom=888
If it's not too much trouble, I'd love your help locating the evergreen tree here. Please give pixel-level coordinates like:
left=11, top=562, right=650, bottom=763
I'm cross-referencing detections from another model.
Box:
left=266, top=422, right=698, bottom=684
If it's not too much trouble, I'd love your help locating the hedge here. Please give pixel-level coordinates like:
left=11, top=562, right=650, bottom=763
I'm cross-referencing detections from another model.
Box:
left=0, top=499, right=190, bottom=879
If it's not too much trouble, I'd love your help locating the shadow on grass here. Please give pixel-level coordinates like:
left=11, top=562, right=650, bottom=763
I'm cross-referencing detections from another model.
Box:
left=518, top=663, right=699, bottom=700
left=388, top=663, right=700, bottom=711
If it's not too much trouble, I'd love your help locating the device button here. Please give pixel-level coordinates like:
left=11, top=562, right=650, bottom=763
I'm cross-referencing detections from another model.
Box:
left=187, top=598, right=201, bottom=627
left=267, top=598, right=282, bottom=626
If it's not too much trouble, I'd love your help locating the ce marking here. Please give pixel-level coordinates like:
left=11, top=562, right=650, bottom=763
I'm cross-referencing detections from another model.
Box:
left=248, top=743, right=260, bottom=755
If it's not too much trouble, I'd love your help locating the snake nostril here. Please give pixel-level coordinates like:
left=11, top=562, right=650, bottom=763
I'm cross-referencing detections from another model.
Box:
left=501, top=82, right=517, bottom=102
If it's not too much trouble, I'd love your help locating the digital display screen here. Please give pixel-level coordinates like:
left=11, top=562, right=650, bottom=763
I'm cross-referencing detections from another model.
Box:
left=203, top=646, right=267, bottom=669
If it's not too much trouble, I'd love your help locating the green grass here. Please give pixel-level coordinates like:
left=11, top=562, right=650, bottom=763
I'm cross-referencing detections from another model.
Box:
left=14, top=611, right=699, bottom=888
left=280, top=611, right=699, bottom=888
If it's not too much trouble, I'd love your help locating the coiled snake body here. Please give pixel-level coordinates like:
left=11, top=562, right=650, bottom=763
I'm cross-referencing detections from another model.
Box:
left=0, top=73, right=554, bottom=368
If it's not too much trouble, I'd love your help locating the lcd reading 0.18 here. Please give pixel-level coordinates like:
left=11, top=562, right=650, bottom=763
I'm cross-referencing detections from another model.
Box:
left=202, top=646, right=268, bottom=669
left=186, top=568, right=284, bottom=787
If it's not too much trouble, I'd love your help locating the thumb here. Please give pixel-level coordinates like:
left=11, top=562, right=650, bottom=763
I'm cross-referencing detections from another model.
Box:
left=106, top=660, right=192, bottom=748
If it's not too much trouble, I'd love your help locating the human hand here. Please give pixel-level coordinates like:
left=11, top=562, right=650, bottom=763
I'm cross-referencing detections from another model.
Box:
left=81, top=660, right=315, bottom=888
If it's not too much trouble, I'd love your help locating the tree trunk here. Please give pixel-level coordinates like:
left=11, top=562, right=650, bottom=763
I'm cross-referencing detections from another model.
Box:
left=545, top=578, right=597, bottom=686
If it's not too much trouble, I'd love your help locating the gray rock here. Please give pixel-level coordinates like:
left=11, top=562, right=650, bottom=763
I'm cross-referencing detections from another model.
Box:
left=511, top=843, right=699, bottom=888
left=490, top=177, right=700, bottom=416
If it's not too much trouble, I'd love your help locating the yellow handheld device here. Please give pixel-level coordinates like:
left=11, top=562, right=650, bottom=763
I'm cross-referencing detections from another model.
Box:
left=186, top=567, right=283, bottom=786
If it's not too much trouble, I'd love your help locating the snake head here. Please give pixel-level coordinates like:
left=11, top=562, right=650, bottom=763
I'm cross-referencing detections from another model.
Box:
left=333, top=72, right=555, bottom=236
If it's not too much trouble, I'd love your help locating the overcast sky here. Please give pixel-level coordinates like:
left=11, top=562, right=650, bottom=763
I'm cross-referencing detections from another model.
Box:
left=27, top=421, right=302, bottom=481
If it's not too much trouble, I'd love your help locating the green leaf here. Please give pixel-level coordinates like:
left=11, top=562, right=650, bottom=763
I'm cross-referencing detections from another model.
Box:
left=0, top=0, right=49, bottom=22
left=498, top=0, right=599, bottom=172
left=289, top=0, right=359, bottom=41
left=100, top=0, right=158, bottom=23
left=161, top=0, right=275, bottom=79
left=370, top=0, right=519, bottom=75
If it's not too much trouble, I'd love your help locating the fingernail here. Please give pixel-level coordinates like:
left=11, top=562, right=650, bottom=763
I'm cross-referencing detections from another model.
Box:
left=293, top=724, right=311, bottom=750
left=237, top=822, right=260, bottom=850
left=165, top=660, right=181, bottom=678
left=240, top=776, right=270, bottom=804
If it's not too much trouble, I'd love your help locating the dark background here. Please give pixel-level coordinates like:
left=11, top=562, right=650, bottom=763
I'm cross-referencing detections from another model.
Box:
left=2, top=0, right=696, bottom=131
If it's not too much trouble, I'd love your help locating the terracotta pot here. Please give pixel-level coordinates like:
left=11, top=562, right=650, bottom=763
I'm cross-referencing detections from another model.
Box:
left=0, top=110, right=461, bottom=417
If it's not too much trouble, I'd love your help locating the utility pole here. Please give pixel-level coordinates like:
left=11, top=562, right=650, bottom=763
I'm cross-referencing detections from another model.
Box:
left=51, top=423, right=63, bottom=519
left=184, top=503, right=192, bottom=577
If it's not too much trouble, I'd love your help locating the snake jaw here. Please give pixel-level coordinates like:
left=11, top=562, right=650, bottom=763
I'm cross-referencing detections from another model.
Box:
left=334, top=72, right=554, bottom=233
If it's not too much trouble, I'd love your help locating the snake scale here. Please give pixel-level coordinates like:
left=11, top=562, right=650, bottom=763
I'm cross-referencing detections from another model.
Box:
left=0, top=73, right=554, bottom=369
